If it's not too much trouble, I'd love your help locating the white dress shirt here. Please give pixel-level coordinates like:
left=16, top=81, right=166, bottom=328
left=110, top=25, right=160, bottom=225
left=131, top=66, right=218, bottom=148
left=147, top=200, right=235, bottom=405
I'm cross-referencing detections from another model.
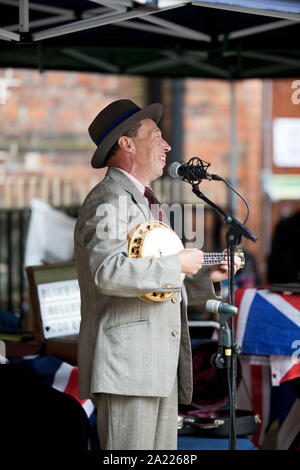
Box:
left=115, top=168, right=151, bottom=206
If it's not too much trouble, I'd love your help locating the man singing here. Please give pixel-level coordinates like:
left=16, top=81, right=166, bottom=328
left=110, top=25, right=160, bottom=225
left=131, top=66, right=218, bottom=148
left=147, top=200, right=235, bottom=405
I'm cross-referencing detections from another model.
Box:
left=74, top=99, right=241, bottom=450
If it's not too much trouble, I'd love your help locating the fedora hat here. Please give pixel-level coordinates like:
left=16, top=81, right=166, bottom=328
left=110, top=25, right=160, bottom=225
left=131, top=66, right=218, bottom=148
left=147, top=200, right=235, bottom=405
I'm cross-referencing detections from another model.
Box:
left=88, top=99, right=163, bottom=168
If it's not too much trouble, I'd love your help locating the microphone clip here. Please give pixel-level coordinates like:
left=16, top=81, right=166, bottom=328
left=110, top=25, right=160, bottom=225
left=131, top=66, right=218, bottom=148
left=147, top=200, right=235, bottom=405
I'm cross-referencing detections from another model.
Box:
left=183, top=157, right=211, bottom=183
left=211, top=346, right=227, bottom=369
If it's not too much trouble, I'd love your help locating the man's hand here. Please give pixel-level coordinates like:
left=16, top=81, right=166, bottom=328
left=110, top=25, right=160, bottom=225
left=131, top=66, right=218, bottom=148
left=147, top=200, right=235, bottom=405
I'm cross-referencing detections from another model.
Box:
left=178, top=249, right=204, bottom=275
left=210, top=250, right=242, bottom=283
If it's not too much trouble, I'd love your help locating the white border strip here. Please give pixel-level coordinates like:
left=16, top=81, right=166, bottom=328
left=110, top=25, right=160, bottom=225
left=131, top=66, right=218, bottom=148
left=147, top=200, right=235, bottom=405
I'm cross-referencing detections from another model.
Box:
left=52, top=362, right=73, bottom=392
left=235, top=288, right=257, bottom=347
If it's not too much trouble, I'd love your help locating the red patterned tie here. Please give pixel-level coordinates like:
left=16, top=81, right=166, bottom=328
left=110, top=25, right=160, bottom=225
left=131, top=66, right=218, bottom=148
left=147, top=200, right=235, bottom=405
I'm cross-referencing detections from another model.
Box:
left=144, top=186, right=169, bottom=225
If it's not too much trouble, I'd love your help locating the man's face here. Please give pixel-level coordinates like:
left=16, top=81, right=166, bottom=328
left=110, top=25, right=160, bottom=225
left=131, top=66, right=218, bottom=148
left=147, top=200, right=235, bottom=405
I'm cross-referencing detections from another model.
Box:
left=130, top=119, right=171, bottom=185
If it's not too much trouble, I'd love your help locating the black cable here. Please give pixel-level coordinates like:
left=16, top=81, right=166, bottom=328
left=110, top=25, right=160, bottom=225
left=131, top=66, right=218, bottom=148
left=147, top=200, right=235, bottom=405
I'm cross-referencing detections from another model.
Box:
left=218, top=176, right=250, bottom=224
left=183, top=158, right=250, bottom=225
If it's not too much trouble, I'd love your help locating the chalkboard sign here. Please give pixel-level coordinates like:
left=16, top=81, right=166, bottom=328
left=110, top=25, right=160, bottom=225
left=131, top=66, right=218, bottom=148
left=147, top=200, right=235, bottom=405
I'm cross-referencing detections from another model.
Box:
left=26, top=263, right=80, bottom=341
left=37, top=279, right=80, bottom=339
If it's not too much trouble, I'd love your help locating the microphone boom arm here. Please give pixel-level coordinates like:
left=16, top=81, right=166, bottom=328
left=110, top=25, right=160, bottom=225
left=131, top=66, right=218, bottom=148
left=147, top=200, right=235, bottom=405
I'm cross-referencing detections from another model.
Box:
left=191, top=184, right=257, bottom=244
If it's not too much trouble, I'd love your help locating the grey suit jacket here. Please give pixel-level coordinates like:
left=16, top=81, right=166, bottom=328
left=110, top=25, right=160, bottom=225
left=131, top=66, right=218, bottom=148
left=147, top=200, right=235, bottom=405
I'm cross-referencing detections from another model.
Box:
left=74, top=167, right=221, bottom=404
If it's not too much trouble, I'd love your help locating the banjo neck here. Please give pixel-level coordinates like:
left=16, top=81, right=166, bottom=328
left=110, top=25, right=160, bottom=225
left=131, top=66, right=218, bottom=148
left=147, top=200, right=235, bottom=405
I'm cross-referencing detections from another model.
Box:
left=203, top=252, right=227, bottom=266
left=203, top=250, right=244, bottom=267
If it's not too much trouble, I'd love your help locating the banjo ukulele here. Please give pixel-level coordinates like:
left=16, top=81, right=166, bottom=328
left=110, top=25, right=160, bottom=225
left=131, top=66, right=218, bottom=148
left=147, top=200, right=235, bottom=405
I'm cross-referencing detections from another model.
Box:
left=128, top=220, right=245, bottom=302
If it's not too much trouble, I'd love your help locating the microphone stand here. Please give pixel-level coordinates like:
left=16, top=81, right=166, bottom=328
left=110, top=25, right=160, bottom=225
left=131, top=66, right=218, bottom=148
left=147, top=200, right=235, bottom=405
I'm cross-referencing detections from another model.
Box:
left=191, top=183, right=257, bottom=450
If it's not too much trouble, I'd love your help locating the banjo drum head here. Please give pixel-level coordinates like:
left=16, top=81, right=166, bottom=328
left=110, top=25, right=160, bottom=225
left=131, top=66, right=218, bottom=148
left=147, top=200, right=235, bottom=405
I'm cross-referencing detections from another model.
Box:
left=140, top=224, right=185, bottom=282
left=128, top=221, right=185, bottom=301
left=141, top=225, right=182, bottom=255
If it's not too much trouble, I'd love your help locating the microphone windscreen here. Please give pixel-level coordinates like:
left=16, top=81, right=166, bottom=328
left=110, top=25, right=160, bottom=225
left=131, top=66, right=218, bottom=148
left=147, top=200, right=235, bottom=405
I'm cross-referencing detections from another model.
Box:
left=168, top=162, right=181, bottom=178
left=206, top=299, right=220, bottom=314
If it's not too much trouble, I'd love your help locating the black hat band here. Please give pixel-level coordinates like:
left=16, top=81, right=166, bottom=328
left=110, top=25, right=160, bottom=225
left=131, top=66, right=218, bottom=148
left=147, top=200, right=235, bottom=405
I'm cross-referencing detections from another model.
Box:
left=96, top=106, right=141, bottom=146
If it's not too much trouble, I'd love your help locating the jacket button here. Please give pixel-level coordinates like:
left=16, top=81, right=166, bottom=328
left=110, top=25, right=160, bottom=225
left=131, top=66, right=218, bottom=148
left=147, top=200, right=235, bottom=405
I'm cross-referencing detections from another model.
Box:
left=172, top=330, right=178, bottom=337
left=171, top=297, right=177, bottom=303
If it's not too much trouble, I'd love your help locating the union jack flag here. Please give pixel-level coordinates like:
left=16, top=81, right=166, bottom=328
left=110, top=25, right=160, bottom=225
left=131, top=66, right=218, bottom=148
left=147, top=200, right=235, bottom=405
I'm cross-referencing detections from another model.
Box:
left=235, top=287, right=300, bottom=449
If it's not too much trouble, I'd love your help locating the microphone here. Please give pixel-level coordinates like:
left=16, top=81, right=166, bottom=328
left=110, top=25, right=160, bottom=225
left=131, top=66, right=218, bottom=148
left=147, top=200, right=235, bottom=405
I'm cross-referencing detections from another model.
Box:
left=207, top=300, right=238, bottom=370
left=206, top=300, right=238, bottom=316
left=168, top=161, right=222, bottom=181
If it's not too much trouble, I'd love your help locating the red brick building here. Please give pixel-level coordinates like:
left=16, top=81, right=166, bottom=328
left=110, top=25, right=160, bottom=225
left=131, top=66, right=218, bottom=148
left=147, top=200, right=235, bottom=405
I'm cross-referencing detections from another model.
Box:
left=1, top=69, right=299, bottom=284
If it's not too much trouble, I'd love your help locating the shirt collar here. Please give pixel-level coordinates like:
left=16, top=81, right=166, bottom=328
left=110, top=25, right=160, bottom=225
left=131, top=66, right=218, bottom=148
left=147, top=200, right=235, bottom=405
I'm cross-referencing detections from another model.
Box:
left=115, top=168, right=148, bottom=195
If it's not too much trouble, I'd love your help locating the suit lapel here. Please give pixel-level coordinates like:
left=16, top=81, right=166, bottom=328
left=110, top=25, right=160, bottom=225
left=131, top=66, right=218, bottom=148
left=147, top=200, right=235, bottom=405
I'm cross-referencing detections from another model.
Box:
left=106, top=167, right=153, bottom=221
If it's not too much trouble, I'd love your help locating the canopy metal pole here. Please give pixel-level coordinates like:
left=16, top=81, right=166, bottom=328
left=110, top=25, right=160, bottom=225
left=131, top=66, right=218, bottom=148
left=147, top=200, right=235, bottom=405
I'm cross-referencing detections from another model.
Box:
left=171, top=78, right=184, bottom=164
left=19, top=0, right=29, bottom=33
left=262, top=79, right=273, bottom=264
left=171, top=78, right=184, bottom=203
left=192, top=1, right=300, bottom=21
left=229, top=80, right=238, bottom=216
